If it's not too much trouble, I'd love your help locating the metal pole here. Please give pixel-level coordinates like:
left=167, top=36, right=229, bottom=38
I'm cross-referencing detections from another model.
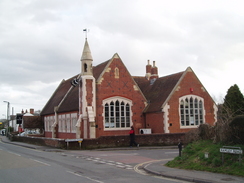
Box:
left=11, top=107, right=14, bottom=130
left=3, top=101, right=10, bottom=136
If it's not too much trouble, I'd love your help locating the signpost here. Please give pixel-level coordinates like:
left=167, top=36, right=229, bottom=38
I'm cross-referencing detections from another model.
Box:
left=220, top=146, right=243, bottom=164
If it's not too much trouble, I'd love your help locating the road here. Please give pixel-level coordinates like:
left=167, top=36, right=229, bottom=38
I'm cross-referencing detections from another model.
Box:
left=0, top=141, right=187, bottom=183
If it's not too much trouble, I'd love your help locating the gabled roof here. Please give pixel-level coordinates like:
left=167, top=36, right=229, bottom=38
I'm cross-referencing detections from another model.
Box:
left=133, top=71, right=184, bottom=113
left=41, top=60, right=110, bottom=116
left=93, top=60, right=110, bottom=80
left=41, top=53, right=194, bottom=116
left=41, top=76, right=79, bottom=115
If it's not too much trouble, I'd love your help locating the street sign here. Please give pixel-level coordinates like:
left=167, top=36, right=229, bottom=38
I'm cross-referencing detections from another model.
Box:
left=220, top=148, right=243, bottom=155
left=220, top=146, right=243, bottom=164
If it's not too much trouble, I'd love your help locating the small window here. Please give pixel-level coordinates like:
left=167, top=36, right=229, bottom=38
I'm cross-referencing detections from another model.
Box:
left=84, top=63, right=87, bottom=72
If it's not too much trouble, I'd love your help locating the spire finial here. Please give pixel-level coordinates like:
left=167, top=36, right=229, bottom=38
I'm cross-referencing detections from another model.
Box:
left=83, top=29, right=88, bottom=39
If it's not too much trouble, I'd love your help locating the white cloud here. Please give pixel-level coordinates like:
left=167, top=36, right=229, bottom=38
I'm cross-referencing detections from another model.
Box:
left=1, top=0, right=244, bottom=117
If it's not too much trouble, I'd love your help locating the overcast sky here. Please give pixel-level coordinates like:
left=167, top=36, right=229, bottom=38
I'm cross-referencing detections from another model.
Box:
left=1, top=0, right=244, bottom=118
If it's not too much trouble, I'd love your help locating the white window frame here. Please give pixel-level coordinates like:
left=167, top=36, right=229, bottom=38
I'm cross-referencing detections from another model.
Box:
left=102, top=96, right=132, bottom=131
left=179, top=95, right=205, bottom=128
left=58, top=115, right=62, bottom=132
left=61, top=114, right=66, bottom=132
left=45, top=116, right=55, bottom=132
left=66, top=114, right=71, bottom=133
left=50, top=115, right=54, bottom=131
left=71, top=113, right=77, bottom=133
left=44, top=116, right=48, bottom=131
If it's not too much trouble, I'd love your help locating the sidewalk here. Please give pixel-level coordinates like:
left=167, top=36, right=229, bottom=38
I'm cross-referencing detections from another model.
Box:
left=1, top=136, right=244, bottom=183
left=143, top=160, right=244, bottom=183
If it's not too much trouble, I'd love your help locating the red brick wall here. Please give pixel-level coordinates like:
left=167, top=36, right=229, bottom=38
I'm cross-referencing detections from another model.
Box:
left=145, top=112, right=164, bottom=133
left=95, top=57, right=147, bottom=137
left=12, top=133, right=185, bottom=149
left=167, top=69, right=216, bottom=133
left=57, top=133, right=76, bottom=139
left=45, top=131, right=52, bottom=138
left=86, top=79, right=93, bottom=106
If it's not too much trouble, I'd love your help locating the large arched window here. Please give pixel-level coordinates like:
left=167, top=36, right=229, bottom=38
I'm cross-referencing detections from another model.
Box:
left=103, top=97, right=132, bottom=129
left=179, top=95, right=205, bottom=127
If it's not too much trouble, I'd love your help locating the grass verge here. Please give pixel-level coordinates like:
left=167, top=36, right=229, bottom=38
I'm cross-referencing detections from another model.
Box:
left=166, top=140, right=244, bottom=177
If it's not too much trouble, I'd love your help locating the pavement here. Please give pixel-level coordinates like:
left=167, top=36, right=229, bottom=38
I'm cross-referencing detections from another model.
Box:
left=1, top=136, right=244, bottom=183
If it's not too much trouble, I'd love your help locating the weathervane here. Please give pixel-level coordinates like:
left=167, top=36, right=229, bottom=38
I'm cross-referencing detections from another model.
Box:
left=83, top=28, right=88, bottom=39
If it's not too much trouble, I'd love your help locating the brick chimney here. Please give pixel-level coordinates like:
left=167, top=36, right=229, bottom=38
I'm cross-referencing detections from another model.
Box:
left=150, top=61, right=158, bottom=80
left=145, top=60, right=152, bottom=80
left=30, top=108, right=34, bottom=114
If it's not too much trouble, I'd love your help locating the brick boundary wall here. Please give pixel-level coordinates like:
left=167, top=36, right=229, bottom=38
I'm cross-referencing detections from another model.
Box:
left=11, top=133, right=185, bottom=150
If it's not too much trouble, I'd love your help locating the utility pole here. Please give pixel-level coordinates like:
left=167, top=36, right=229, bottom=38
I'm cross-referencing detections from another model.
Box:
left=3, top=101, right=10, bottom=136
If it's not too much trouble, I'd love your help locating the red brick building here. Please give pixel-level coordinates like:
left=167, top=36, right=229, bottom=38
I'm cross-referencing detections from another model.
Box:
left=41, top=39, right=217, bottom=139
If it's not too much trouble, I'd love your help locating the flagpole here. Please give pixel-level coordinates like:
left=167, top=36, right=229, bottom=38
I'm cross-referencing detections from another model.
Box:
left=83, top=29, right=88, bottom=39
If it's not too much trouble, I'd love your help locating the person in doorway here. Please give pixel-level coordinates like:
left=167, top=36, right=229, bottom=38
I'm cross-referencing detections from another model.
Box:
left=129, top=126, right=139, bottom=147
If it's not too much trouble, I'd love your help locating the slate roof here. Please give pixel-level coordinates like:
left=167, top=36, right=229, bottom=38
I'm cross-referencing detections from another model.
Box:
left=41, top=61, right=109, bottom=116
left=133, top=71, right=184, bottom=113
left=41, top=58, right=185, bottom=115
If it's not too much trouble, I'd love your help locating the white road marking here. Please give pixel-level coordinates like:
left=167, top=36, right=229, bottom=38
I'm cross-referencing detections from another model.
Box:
left=134, top=159, right=188, bottom=182
left=134, top=159, right=173, bottom=175
left=7, top=151, right=21, bottom=156
left=30, top=159, right=51, bottom=166
left=100, top=153, right=138, bottom=156
left=67, top=171, right=104, bottom=183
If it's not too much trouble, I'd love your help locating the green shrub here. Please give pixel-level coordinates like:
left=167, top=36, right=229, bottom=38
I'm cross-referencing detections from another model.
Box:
left=166, top=140, right=244, bottom=176
left=212, top=157, right=222, bottom=167
left=229, top=115, right=244, bottom=144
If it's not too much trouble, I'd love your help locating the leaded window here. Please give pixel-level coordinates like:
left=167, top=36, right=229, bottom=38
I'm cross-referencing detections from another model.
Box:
left=103, top=97, right=132, bottom=129
left=180, top=95, right=204, bottom=127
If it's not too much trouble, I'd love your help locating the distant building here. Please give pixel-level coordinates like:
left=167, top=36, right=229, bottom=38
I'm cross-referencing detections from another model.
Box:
left=15, top=109, right=43, bottom=134
left=41, top=39, right=217, bottom=139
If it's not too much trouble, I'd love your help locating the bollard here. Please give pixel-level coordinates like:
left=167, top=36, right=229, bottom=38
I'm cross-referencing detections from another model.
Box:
left=178, top=140, right=183, bottom=157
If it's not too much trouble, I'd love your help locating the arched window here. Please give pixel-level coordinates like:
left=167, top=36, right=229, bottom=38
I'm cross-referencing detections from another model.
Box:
left=179, top=95, right=204, bottom=127
left=84, top=63, right=87, bottom=72
left=103, top=97, right=132, bottom=129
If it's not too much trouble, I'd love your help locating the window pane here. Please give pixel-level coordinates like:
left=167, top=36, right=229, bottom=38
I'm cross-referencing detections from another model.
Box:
left=185, top=109, right=189, bottom=114
left=190, top=97, right=193, bottom=108
left=186, top=115, right=189, bottom=126
left=190, top=116, right=194, bottom=125
left=194, top=98, right=198, bottom=108
left=199, top=101, right=203, bottom=109
left=105, top=104, right=109, bottom=117
left=180, top=100, right=184, bottom=108
left=104, top=99, right=131, bottom=129
left=185, top=98, right=189, bottom=108
left=180, top=96, right=204, bottom=127
left=195, top=115, right=199, bottom=125
left=110, top=101, right=114, bottom=112
left=121, top=102, right=124, bottom=116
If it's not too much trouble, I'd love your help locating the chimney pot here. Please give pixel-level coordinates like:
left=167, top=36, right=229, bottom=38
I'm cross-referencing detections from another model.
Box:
left=30, top=108, right=34, bottom=114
